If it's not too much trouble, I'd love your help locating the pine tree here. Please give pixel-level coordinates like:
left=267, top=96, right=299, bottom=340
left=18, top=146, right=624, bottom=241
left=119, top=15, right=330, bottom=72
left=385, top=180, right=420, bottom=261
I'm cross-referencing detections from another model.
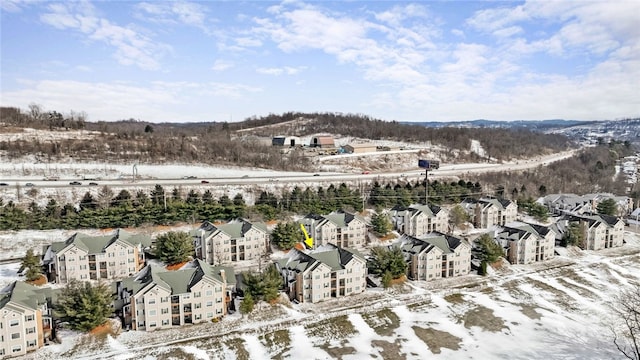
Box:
left=239, top=292, right=254, bottom=316
left=371, top=212, right=392, bottom=236
left=19, top=248, right=42, bottom=282
left=155, top=231, right=194, bottom=265
left=55, top=280, right=114, bottom=331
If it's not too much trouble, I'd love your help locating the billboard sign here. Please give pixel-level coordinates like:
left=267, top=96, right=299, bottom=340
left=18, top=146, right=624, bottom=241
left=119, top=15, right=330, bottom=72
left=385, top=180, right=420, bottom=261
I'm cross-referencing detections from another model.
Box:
left=418, top=159, right=440, bottom=170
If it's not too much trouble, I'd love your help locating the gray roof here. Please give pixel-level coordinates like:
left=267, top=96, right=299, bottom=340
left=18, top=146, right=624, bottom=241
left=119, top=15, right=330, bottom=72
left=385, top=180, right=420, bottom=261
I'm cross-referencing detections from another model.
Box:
left=121, top=260, right=235, bottom=297
left=277, top=244, right=364, bottom=273
left=198, top=219, right=267, bottom=239
left=308, top=210, right=367, bottom=228
left=50, top=229, right=152, bottom=255
left=462, top=197, right=514, bottom=211
left=398, top=232, right=465, bottom=255
left=0, top=281, right=50, bottom=312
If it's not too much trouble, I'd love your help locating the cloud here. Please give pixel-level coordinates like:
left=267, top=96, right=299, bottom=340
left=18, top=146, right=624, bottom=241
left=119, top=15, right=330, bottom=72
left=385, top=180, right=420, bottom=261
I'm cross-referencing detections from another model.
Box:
left=256, top=66, right=306, bottom=75
left=211, top=60, right=234, bottom=71
left=253, top=2, right=434, bottom=85
left=135, top=1, right=211, bottom=33
left=1, top=79, right=263, bottom=122
left=39, top=1, right=170, bottom=70
left=0, top=0, right=36, bottom=12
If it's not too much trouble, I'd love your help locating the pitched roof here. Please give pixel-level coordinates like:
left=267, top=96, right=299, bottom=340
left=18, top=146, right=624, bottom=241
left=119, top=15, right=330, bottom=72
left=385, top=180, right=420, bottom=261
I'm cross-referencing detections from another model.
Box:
left=0, top=281, right=49, bottom=312
left=122, top=260, right=235, bottom=296
left=198, top=219, right=267, bottom=239
left=277, top=244, right=364, bottom=273
left=50, top=229, right=152, bottom=255
left=304, top=210, right=366, bottom=228
left=398, top=232, right=466, bottom=255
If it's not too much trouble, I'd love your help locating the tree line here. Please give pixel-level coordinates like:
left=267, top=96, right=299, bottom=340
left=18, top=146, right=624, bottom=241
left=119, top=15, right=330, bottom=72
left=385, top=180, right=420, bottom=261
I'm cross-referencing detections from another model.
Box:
left=0, top=180, right=486, bottom=231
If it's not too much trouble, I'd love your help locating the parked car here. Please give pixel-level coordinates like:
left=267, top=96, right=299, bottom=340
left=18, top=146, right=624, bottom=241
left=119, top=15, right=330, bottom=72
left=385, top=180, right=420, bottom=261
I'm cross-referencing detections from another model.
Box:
left=0, top=183, right=8, bottom=186
left=69, top=181, right=82, bottom=185
left=362, top=171, right=371, bottom=174
left=89, top=182, right=99, bottom=186
left=200, top=180, right=210, bottom=184
left=25, top=183, right=35, bottom=187
left=313, top=173, right=320, bottom=176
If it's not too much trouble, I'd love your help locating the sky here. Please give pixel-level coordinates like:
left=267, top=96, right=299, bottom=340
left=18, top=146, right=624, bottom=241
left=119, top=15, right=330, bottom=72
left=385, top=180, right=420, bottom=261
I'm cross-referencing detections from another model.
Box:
left=1, top=0, right=639, bottom=123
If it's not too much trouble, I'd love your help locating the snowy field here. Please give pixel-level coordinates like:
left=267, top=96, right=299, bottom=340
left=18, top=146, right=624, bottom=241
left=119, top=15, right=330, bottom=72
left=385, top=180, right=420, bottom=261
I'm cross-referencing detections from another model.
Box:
left=4, top=233, right=638, bottom=360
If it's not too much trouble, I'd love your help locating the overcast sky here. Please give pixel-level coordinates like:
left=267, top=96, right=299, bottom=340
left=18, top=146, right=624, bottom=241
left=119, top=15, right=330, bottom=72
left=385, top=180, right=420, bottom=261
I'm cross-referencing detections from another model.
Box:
left=1, top=1, right=639, bottom=123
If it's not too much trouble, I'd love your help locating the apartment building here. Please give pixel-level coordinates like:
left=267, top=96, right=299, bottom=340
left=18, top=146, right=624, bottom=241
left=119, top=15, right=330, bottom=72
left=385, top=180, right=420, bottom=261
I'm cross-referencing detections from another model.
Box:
left=299, top=211, right=368, bottom=249
left=461, top=197, right=517, bottom=228
left=0, top=282, right=53, bottom=358
left=42, top=229, right=152, bottom=283
left=562, top=213, right=625, bottom=250
left=115, top=259, right=235, bottom=331
left=194, top=219, right=269, bottom=265
left=494, top=222, right=556, bottom=264
left=391, top=204, right=449, bottom=236
left=276, top=244, right=367, bottom=303
left=398, top=232, right=471, bottom=281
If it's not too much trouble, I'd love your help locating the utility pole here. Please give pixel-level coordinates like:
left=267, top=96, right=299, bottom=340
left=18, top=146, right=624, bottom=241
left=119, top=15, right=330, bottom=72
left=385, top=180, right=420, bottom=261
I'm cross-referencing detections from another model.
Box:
left=425, top=169, right=430, bottom=206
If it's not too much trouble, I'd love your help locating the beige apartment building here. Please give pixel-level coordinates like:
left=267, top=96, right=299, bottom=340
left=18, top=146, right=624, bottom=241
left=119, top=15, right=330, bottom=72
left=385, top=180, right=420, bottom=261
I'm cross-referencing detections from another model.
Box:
left=42, top=229, right=152, bottom=283
left=461, top=197, right=518, bottom=228
left=276, top=244, right=367, bottom=303
left=563, top=213, right=625, bottom=250
left=398, top=232, right=471, bottom=281
left=300, top=211, right=368, bottom=249
left=194, top=219, right=269, bottom=265
left=495, top=222, right=556, bottom=264
left=392, top=204, right=449, bottom=236
left=0, top=282, right=53, bottom=358
left=115, top=259, right=235, bottom=331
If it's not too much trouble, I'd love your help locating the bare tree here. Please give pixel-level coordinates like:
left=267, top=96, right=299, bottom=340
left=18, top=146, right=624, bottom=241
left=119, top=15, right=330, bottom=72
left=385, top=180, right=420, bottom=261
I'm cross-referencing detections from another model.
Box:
left=610, top=284, right=640, bottom=360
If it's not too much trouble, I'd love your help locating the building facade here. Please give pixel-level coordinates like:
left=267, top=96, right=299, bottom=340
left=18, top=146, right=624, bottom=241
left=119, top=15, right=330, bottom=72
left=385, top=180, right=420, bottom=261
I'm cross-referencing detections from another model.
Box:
left=276, top=244, right=367, bottom=303
left=461, top=198, right=517, bottom=228
left=494, top=222, right=556, bottom=264
left=392, top=204, right=449, bottom=237
left=564, top=213, right=625, bottom=250
left=300, top=211, right=368, bottom=249
left=115, top=260, right=235, bottom=331
left=0, top=282, right=53, bottom=358
left=398, top=232, right=471, bottom=281
left=194, top=219, right=269, bottom=265
left=42, top=229, right=151, bottom=283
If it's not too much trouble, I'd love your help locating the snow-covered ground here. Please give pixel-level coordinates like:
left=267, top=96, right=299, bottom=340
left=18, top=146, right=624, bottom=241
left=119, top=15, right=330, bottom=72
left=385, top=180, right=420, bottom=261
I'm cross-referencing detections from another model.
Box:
left=4, top=231, right=639, bottom=359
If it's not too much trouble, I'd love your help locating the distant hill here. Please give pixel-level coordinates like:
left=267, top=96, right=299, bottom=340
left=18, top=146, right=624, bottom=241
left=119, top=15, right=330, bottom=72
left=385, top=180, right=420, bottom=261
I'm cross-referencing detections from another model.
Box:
left=403, top=119, right=593, bottom=131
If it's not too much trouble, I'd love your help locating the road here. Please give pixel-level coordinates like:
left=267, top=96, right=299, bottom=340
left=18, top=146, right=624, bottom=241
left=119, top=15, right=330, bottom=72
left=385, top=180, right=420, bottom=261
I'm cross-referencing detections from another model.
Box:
left=0, top=149, right=578, bottom=190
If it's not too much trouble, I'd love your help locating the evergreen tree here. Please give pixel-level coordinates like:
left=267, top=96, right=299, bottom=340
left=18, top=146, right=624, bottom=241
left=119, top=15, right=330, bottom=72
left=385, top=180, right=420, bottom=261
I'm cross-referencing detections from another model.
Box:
left=271, top=222, right=300, bottom=250
left=371, top=211, right=391, bottom=236
left=155, top=231, right=194, bottom=265
left=381, top=271, right=393, bottom=289
left=239, top=292, right=254, bottom=316
left=242, top=265, right=283, bottom=302
left=597, top=198, right=617, bottom=216
left=55, top=280, right=114, bottom=331
left=561, top=222, right=584, bottom=247
left=367, top=246, right=407, bottom=279
left=476, top=234, right=504, bottom=263
left=79, top=192, right=98, bottom=211
left=19, top=248, right=42, bottom=282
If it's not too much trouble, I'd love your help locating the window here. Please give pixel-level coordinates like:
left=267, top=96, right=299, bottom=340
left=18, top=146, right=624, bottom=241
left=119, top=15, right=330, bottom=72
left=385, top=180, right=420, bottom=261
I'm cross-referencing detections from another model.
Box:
left=194, top=303, right=202, bottom=309
left=161, top=308, right=169, bottom=314
left=128, top=249, right=134, bottom=254
left=149, top=310, right=156, bottom=316
left=149, top=298, right=156, bottom=305
left=149, top=322, right=156, bottom=328
left=194, top=314, right=202, bottom=320
left=138, top=321, right=145, bottom=328
left=161, top=297, right=168, bottom=303
left=162, top=319, right=169, bottom=326
left=10, top=319, right=19, bottom=327
left=207, top=312, right=213, bottom=318
left=26, top=327, right=35, bottom=334
left=25, top=315, right=34, bottom=322
left=194, top=292, right=201, bottom=298
left=206, top=290, right=213, bottom=296
left=12, top=345, right=21, bottom=353
left=11, top=333, right=20, bottom=339
left=27, top=340, right=37, bottom=347
left=206, top=301, right=213, bottom=307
